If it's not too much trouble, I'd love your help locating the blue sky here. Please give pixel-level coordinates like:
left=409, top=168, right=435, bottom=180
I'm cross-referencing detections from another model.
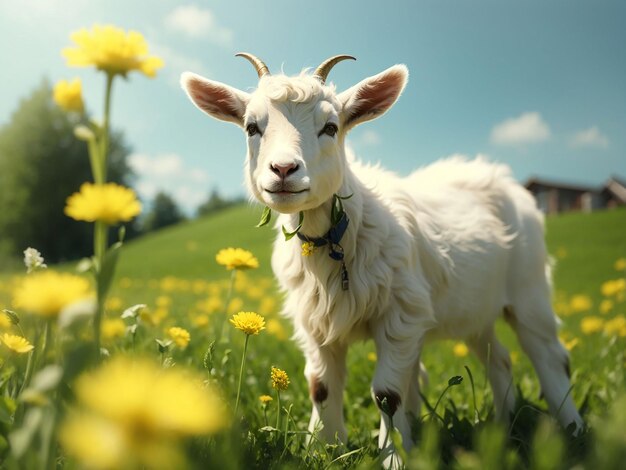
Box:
left=1, top=0, right=624, bottom=213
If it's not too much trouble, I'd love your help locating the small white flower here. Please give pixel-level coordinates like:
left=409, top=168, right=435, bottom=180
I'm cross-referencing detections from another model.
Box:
left=23, top=247, right=47, bottom=273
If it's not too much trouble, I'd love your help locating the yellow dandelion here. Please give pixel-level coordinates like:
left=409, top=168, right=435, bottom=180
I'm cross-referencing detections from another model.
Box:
left=230, top=311, right=265, bottom=336
left=569, top=294, right=592, bottom=313
left=102, top=318, right=126, bottom=340
left=601, top=278, right=626, bottom=297
left=599, top=299, right=614, bottom=315
left=60, top=357, right=227, bottom=470
left=301, top=241, right=316, bottom=256
left=580, top=316, right=604, bottom=335
left=53, top=78, right=84, bottom=113
left=12, top=271, right=92, bottom=318
left=1, top=333, right=34, bottom=354
left=453, top=342, right=469, bottom=358
left=196, top=296, right=222, bottom=314
left=155, top=295, right=172, bottom=308
left=62, top=24, right=164, bottom=78
left=65, top=183, right=141, bottom=225
left=215, top=248, right=259, bottom=270
left=604, top=315, right=626, bottom=337
left=167, top=327, right=191, bottom=348
left=615, top=258, right=626, bottom=271
left=367, top=351, right=377, bottom=362
left=564, top=338, right=579, bottom=351
left=259, top=395, right=273, bottom=405
left=270, top=367, right=290, bottom=391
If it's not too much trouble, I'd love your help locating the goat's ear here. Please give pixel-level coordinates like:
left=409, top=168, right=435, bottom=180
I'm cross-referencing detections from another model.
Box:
left=338, top=65, right=408, bottom=131
left=180, top=72, right=250, bottom=127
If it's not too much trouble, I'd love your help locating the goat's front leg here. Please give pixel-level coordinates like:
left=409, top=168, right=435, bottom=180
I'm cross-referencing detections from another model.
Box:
left=371, top=308, right=429, bottom=469
left=304, top=341, right=348, bottom=444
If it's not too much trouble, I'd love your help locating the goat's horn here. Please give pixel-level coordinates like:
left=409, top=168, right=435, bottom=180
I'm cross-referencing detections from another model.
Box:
left=235, top=52, right=270, bottom=78
left=313, top=55, right=356, bottom=83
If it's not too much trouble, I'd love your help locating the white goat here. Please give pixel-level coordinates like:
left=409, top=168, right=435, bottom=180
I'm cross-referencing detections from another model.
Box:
left=181, top=54, right=583, bottom=465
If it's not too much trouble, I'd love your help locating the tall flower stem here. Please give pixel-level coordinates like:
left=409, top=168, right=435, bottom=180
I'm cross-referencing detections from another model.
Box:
left=234, top=334, right=250, bottom=416
left=93, top=220, right=108, bottom=358
left=100, top=73, right=114, bottom=182
left=219, top=270, right=237, bottom=343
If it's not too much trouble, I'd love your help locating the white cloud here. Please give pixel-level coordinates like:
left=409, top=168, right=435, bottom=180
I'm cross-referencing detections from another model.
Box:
left=165, top=5, right=233, bottom=45
left=360, top=130, right=381, bottom=146
left=129, top=153, right=211, bottom=213
left=490, top=112, right=551, bottom=146
left=570, top=126, right=609, bottom=149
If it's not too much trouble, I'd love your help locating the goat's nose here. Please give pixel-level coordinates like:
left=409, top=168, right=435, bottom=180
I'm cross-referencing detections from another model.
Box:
left=270, top=162, right=299, bottom=178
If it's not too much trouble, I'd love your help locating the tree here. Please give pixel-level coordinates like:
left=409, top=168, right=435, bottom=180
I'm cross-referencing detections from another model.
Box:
left=196, top=188, right=244, bottom=217
left=143, top=192, right=184, bottom=232
left=0, top=80, right=133, bottom=263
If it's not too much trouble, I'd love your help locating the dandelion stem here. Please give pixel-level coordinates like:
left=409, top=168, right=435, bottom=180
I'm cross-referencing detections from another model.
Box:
left=93, top=220, right=108, bottom=359
left=219, top=270, right=237, bottom=343
left=100, top=73, right=114, bottom=181
left=276, top=390, right=281, bottom=431
left=234, top=334, right=250, bottom=417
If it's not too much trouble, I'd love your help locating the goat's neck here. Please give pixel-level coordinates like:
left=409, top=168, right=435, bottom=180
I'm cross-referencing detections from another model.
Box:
left=286, top=169, right=360, bottom=241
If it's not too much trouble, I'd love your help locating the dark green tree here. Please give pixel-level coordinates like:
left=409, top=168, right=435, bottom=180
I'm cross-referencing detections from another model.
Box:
left=143, top=191, right=185, bottom=232
left=196, top=188, right=244, bottom=217
left=0, top=80, right=133, bottom=263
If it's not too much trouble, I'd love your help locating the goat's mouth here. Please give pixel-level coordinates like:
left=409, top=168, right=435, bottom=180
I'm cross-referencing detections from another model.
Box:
left=264, top=188, right=309, bottom=195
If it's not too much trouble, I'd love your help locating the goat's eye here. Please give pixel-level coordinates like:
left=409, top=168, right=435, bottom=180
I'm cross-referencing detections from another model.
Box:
left=320, top=123, right=338, bottom=137
left=247, top=123, right=260, bottom=137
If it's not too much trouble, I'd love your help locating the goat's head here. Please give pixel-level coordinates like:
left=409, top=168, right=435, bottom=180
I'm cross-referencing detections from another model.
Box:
left=181, top=54, right=408, bottom=214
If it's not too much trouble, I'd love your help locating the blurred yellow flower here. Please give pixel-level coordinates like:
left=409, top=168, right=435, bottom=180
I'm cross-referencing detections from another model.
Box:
left=167, top=327, right=190, bottom=348
left=230, top=311, right=265, bottom=336
left=155, top=295, right=172, bottom=308
left=12, top=271, right=92, bottom=318
left=563, top=337, right=579, bottom=351
left=53, top=78, right=85, bottom=113
left=65, top=183, right=141, bottom=225
left=196, top=296, right=222, bottom=314
left=600, top=299, right=614, bottom=314
left=580, top=316, right=604, bottom=335
left=0, top=312, right=12, bottom=330
left=216, top=248, right=259, bottom=270
left=266, top=319, right=287, bottom=340
left=453, top=342, right=469, bottom=358
left=60, top=357, right=226, bottom=470
left=140, top=307, right=168, bottom=327
left=258, top=296, right=277, bottom=316
left=62, top=25, right=164, bottom=78
left=601, top=278, right=626, bottom=297
left=510, top=350, right=519, bottom=365
left=367, top=351, right=377, bottom=362
left=102, top=318, right=126, bottom=340
left=569, top=294, right=592, bottom=313
left=270, top=367, right=290, bottom=391
left=259, top=395, right=273, bottom=405
left=105, top=296, right=123, bottom=311
left=604, top=315, right=626, bottom=337
left=555, top=247, right=568, bottom=259
left=1, top=333, right=34, bottom=353
left=191, top=314, right=209, bottom=328
left=615, top=258, right=626, bottom=271
left=227, top=297, right=244, bottom=315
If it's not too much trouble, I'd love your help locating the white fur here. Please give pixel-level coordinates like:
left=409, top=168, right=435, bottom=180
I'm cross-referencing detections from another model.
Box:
left=181, top=64, right=583, bottom=466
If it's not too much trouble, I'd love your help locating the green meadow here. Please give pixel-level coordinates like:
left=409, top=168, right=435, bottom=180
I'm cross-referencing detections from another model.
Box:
left=1, top=205, right=624, bottom=469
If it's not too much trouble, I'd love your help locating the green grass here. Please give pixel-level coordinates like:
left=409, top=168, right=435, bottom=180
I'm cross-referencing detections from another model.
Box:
left=1, top=206, right=625, bottom=469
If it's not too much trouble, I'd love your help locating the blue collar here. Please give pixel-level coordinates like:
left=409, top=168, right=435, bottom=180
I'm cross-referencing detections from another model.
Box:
left=297, top=212, right=350, bottom=290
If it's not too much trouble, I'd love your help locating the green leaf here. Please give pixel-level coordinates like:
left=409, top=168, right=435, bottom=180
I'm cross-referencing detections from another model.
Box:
left=256, top=206, right=272, bottom=227
left=97, top=241, right=123, bottom=300
left=282, top=211, right=304, bottom=241
left=155, top=339, right=172, bottom=354
left=2, top=309, right=20, bottom=325
left=0, top=396, right=16, bottom=424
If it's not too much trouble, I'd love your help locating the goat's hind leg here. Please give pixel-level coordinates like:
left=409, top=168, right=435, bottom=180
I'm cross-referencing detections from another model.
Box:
left=506, top=303, right=584, bottom=432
